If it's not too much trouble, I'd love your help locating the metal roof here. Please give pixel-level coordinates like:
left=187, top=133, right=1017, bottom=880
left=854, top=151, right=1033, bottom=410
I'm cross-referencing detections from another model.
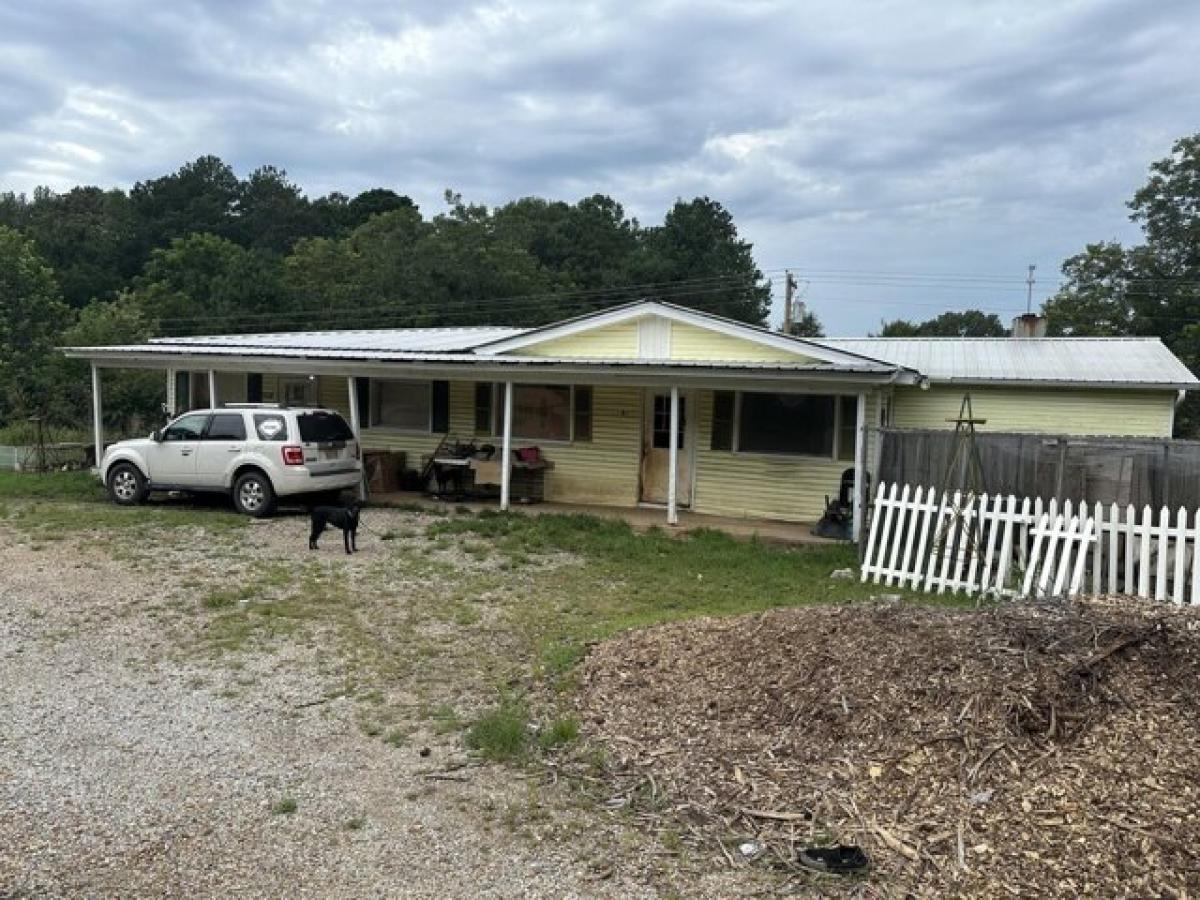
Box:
left=149, top=326, right=528, bottom=353
left=813, top=337, right=1199, bottom=389
left=65, top=341, right=897, bottom=373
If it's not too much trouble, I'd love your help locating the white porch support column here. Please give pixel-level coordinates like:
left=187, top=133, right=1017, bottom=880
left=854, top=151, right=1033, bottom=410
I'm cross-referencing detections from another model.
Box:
left=347, top=376, right=365, bottom=500
left=852, top=390, right=867, bottom=543
left=500, top=381, right=514, bottom=511
left=208, top=369, right=218, bottom=409
left=166, top=368, right=176, bottom=416
left=667, top=385, right=680, bottom=526
left=90, top=364, right=104, bottom=470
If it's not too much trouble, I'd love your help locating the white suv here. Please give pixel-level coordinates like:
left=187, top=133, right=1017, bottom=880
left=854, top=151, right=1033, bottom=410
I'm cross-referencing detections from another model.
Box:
left=100, top=404, right=362, bottom=517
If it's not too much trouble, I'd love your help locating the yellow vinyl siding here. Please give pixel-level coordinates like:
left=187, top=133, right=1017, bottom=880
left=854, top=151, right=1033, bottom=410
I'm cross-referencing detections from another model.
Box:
left=508, top=317, right=817, bottom=363
left=668, top=322, right=817, bottom=363
left=531, top=386, right=642, bottom=505
left=355, top=378, right=640, bottom=505
left=691, top=390, right=876, bottom=523
left=512, top=321, right=638, bottom=358
left=891, top=386, right=1175, bottom=438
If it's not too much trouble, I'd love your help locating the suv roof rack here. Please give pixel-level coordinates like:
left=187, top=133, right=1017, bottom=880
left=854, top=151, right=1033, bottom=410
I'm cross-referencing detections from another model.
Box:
left=221, top=402, right=286, bottom=409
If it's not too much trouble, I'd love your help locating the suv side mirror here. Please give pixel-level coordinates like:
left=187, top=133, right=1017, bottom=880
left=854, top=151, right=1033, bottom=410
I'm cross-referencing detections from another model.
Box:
left=151, top=429, right=164, bottom=442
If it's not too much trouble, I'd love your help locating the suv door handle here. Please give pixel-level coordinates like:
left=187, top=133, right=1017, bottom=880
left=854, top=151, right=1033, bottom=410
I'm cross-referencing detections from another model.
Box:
left=180, top=449, right=193, bottom=456
left=227, top=446, right=243, bottom=452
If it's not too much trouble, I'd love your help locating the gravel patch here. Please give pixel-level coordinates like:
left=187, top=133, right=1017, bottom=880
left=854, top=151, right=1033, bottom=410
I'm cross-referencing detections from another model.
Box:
left=0, top=513, right=666, bottom=898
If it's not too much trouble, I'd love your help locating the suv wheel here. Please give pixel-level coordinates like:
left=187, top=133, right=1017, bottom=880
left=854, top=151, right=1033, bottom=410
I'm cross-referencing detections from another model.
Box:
left=107, top=462, right=148, bottom=506
left=233, top=471, right=276, bottom=518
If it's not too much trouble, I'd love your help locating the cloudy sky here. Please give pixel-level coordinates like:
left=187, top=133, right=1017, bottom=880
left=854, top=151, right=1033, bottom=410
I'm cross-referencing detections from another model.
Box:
left=2, top=0, right=1198, bottom=333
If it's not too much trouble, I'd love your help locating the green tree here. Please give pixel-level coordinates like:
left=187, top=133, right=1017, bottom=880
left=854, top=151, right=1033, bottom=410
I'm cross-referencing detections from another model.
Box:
left=786, top=308, right=825, bottom=337
left=129, top=233, right=285, bottom=335
left=1045, top=133, right=1200, bottom=435
left=129, top=155, right=241, bottom=254
left=233, top=165, right=320, bottom=254
left=21, top=186, right=138, bottom=308
left=51, top=295, right=164, bottom=433
left=0, top=227, right=72, bottom=421
left=879, top=309, right=1008, bottom=337
left=630, top=197, right=772, bottom=325
left=1042, top=242, right=1133, bottom=335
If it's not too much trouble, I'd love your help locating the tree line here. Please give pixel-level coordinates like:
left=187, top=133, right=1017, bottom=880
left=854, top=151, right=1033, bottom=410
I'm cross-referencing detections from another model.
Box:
left=2, top=134, right=1198, bottom=439
left=0, top=157, right=771, bottom=434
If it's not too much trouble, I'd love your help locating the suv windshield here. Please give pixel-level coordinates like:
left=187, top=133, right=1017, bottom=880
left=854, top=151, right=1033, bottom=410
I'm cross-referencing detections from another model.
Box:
left=297, top=411, right=355, bottom=443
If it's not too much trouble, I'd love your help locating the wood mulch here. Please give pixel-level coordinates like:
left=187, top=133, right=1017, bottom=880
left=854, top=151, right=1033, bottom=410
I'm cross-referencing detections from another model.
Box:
left=574, top=597, right=1200, bottom=898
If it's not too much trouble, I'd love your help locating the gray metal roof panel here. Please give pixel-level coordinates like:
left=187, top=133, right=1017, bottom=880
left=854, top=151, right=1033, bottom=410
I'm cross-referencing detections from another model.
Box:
left=63, top=342, right=898, bottom=373
left=814, top=337, right=1198, bottom=387
left=148, top=326, right=529, bottom=353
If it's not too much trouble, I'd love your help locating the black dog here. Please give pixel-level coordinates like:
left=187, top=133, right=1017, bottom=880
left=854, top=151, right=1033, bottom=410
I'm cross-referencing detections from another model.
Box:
left=309, top=502, right=360, bottom=554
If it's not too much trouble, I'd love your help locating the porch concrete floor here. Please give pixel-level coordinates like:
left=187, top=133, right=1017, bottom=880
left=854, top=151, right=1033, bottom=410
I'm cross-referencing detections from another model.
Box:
left=368, top=491, right=840, bottom=546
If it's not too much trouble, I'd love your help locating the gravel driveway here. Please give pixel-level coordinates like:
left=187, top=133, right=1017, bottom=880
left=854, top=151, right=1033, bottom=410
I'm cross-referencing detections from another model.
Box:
left=0, top=508, right=679, bottom=899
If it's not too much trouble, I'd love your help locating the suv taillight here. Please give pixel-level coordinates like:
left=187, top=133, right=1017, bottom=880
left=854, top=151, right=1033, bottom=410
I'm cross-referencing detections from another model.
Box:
left=282, top=445, right=304, bottom=466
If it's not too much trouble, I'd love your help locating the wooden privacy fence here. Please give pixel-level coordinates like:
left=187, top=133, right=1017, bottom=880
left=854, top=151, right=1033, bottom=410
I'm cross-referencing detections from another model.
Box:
left=860, top=482, right=1200, bottom=604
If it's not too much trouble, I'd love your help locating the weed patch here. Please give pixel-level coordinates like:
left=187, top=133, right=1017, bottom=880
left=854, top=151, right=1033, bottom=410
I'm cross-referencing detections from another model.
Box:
left=466, top=703, right=529, bottom=761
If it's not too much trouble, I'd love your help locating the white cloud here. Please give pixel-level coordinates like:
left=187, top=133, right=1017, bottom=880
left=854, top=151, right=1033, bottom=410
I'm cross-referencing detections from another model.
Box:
left=0, top=0, right=1198, bottom=331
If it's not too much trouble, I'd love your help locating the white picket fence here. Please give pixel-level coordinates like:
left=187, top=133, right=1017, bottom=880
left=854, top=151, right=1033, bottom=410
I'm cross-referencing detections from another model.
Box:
left=860, top=482, right=1200, bottom=604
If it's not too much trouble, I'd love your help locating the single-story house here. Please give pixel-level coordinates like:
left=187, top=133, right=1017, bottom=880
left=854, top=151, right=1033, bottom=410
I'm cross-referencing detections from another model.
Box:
left=63, top=300, right=1198, bottom=538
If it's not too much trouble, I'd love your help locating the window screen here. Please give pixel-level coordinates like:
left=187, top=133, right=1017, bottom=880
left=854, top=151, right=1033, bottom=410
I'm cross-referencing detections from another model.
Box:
left=710, top=391, right=735, bottom=451
left=651, top=394, right=686, bottom=449
left=573, top=386, right=593, bottom=442
left=371, top=380, right=430, bottom=430
left=206, top=413, right=247, bottom=441
left=738, top=392, right=835, bottom=456
left=512, top=385, right=571, bottom=441
left=837, top=395, right=857, bottom=462
left=474, top=383, right=494, bottom=435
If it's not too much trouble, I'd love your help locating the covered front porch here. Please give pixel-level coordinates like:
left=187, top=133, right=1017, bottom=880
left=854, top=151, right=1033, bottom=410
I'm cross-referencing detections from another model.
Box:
left=78, top=357, right=889, bottom=540
left=368, top=490, right=838, bottom=546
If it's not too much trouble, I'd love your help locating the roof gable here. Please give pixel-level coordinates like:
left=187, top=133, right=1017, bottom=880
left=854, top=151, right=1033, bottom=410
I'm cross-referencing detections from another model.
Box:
left=474, top=300, right=891, bottom=368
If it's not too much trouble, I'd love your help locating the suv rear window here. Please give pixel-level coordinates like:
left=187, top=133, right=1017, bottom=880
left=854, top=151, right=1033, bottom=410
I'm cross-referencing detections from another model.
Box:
left=297, top=411, right=355, bottom=443
left=253, top=414, right=288, bottom=442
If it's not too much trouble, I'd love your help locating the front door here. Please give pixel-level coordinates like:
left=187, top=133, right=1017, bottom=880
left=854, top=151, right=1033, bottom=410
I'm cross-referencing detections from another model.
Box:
left=640, top=391, right=692, bottom=505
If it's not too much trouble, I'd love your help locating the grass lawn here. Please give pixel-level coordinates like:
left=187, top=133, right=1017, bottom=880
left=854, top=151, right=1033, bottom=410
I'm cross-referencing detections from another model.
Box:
left=0, top=469, right=951, bottom=759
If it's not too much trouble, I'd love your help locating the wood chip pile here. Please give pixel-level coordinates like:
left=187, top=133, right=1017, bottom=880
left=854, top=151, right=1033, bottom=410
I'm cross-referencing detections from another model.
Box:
left=575, top=598, right=1200, bottom=897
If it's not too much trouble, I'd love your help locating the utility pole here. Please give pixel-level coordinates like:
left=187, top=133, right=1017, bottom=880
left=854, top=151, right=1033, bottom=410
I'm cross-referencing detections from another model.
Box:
left=783, top=270, right=798, bottom=334
left=1025, top=264, right=1036, bottom=314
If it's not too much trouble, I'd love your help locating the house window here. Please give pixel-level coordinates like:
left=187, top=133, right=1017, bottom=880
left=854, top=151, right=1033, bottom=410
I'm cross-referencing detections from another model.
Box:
left=710, top=391, right=735, bottom=451
left=837, top=395, right=858, bottom=462
left=739, top=392, right=835, bottom=456
left=510, top=384, right=572, bottom=441
left=280, top=376, right=316, bottom=405
left=474, top=383, right=494, bottom=435
left=573, top=386, right=593, bottom=443
left=372, top=380, right=430, bottom=431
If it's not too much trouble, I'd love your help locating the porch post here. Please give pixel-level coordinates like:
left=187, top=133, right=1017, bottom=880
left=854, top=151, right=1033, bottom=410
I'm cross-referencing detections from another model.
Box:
left=90, top=363, right=104, bottom=469
left=667, top=385, right=680, bottom=525
left=166, top=368, right=176, bottom=416
left=852, top=390, right=866, bottom=543
left=500, top=381, right=514, bottom=511
left=347, top=376, right=365, bottom=500
left=208, top=369, right=218, bottom=408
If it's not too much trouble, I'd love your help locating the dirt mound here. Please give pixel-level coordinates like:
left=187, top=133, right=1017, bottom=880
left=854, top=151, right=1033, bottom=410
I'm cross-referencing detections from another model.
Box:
left=576, top=599, right=1200, bottom=897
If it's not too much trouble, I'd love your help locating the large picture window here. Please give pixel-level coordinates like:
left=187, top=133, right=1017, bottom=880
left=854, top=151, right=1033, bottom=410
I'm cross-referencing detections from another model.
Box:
left=738, top=392, right=836, bottom=456
left=372, top=380, right=430, bottom=430
left=511, top=384, right=572, bottom=441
